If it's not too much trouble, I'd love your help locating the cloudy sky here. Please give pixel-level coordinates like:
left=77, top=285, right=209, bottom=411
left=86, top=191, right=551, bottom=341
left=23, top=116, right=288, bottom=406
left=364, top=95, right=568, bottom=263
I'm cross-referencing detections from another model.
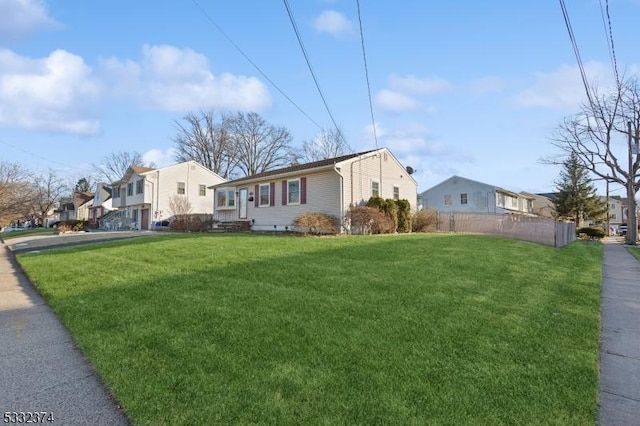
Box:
left=0, top=0, right=638, bottom=195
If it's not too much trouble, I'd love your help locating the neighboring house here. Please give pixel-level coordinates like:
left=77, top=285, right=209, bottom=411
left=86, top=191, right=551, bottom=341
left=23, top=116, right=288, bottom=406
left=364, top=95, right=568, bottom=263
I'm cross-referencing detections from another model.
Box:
left=56, top=197, right=76, bottom=221
left=74, top=191, right=94, bottom=221
left=522, top=192, right=555, bottom=218
left=109, top=161, right=226, bottom=230
left=419, top=175, right=534, bottom=215
left=88, top=183, right=113, bottom=227
left=210, top=148, right=418, bottom=232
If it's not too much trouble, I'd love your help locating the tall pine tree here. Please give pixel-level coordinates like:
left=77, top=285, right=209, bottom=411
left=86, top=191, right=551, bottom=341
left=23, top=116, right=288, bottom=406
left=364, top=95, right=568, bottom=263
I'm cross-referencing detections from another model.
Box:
left=553, top=152, right=607, bottom=226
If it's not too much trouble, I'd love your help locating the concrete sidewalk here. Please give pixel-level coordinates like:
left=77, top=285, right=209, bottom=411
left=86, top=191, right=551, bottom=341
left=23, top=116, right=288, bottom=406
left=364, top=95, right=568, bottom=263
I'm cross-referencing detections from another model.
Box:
left=0, top=241, right=130, bottom=425
left=598, top=238, right=640, bottom=424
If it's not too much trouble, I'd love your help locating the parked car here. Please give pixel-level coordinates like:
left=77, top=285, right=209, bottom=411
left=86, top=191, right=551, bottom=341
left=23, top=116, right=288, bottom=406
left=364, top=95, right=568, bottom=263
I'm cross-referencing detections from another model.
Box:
left=618, top=224, right=628, bottom=236
left=1, top=224, right=30, bottom=233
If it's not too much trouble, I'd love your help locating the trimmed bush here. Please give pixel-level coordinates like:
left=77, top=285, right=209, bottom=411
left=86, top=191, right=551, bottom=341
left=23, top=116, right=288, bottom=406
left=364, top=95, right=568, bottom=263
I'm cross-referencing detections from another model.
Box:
left=396, top=199, right=412, bottom=233
left=55, top=220, right=89, bottom=233
left=292, top=212, right=340, bottom=235
left=169, top=214, right=212, bottom=232
left=346, top=206, right=395, bottom=235
left=576, top=227, right=605, bottom=239
left=412, top=209, right=438, bottom=232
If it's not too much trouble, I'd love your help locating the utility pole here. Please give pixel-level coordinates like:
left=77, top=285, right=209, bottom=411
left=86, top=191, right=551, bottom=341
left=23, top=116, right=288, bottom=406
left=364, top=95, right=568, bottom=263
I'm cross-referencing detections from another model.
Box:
left=627, top=121, right=638, bottom=245
left=606, top=178, right=610, bottom=236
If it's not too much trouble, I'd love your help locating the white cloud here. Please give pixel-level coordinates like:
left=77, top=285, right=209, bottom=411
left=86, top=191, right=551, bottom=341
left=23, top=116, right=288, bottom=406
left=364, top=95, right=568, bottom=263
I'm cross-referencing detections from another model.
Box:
left=313, top=10, right=353, bottom=37
left=0, top=48, right=102, bottom=134
left=468, top=75, right=507, bottom=95
left=0, top=0, right=61, bottom=42
left=100, top=44, right=272, bottom=112
left=514, top=61, right=612, bottom=109
left=375, top=89, right=422, bottom=112
left=388, top=74, right=452, bottom=95
left=142, top=148, right=176, bottom=168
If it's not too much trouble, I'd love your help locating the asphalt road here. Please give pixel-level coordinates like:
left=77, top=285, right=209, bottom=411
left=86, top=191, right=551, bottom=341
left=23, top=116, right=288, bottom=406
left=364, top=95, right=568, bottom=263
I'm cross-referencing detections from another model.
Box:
left=2, top=230, right=160, bottom=254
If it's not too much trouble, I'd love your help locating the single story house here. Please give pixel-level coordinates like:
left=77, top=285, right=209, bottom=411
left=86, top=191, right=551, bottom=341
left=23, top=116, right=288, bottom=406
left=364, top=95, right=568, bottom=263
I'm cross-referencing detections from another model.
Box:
left=210, top=148, right=418, bottom=232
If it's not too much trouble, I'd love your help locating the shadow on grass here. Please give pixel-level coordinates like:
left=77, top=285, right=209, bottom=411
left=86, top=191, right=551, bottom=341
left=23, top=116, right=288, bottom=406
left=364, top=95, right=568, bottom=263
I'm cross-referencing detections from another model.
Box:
left=18, top=234, right=601, bottom=425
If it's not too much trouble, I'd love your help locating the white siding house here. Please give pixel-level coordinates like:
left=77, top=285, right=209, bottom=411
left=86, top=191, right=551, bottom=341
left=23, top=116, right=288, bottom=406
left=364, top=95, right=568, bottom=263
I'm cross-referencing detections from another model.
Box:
left=419, top=175, right=534, bottom=215
left=109, top=161, right=226, bottom=230
left=211, top=148, right=418, bottom=232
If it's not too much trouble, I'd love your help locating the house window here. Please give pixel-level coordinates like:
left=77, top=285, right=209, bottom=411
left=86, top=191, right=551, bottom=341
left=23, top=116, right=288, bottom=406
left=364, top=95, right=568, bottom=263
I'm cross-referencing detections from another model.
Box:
left=497, top=193, right=505, bottom=207
left=127, top=182, right=133, bottom=196
left=132, top=208, right=138, bottom=223
left=177, top=182, right=185, bottom=195
left=288, top=179, right=300, bottom=204
left=199, top=184, right=206, bottom=197
left=610, top=213, right=617, bottom=220
left=393, top=186, right=400, bottom=200
left=444, top=195, right=452, bottom=206
left=113, top=187, right=120, bottom=198
left=511, top=197, right=518, bottom=208
left=371, top=181, right=379, bottom=197
left=259, top=184, right=270, bottom=207
left=136, top=179, right=144, bottom=194
left=460, top=193, right=468, bottom=205
left=216, top=189, right=235, bottom=208
left=610, top=203, right=616, bottom=210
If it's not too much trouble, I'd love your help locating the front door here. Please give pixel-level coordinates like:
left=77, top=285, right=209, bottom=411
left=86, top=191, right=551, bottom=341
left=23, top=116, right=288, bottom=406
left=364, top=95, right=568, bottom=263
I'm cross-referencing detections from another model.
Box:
left=141, top=208, right=149, bottom=230
left=239, top=188, right=248, bottom=219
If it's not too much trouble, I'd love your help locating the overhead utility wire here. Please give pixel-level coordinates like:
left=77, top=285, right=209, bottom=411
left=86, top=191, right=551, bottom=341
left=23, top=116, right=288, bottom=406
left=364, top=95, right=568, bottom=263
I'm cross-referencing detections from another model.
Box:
left=0, top=139, right=67, bottom=167
left=558, top=0, right=595, bottom=110
left=283, top=0, right=341, bottom=134
left=190, top=0, right=323, bottom=131
left=355, top=0, right=379, bottom=149
left=599, top=0, right=620, bottom=87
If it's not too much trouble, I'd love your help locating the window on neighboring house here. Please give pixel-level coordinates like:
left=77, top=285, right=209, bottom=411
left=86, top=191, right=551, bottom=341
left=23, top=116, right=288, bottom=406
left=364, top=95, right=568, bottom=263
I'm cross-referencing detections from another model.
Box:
left=216, top=188, right=235, bottom=208
left=610, top=203, right=616, bottom=210
left=113, top=187, right=120, bottom=198
left=460, top=193, right=468, bottom=205
left=136, top=179, right=144, bottom=194
left=132, top=208, right=138, bottom=223
left=610, top=213, right=617, bottom=220
left=371, top=181, right=379, bottom=197
left=444, top=194, right=452, bottom=206
left=127, top=182, right=133, bottom=196
left=199, top=184, right=206, bottom=197
left=259, top=184, right=270, bottom=207
left=511, top=197, right=518, bottom=207
left=497, top=193, right=505, bottom=207
left=288, top=179, right=300, bottom=204
left=393, top=186, right=400, bottom=200
left=177, top=182, right=185, bottom=195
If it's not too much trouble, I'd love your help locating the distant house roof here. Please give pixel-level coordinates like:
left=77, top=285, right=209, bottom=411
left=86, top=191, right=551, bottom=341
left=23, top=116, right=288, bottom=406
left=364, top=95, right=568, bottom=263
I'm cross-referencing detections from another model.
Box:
left=215, top=150, right=378, bottom=187
left=75, top=191, right=94, bottom=207
left=131, top=165, right=154, bottom=174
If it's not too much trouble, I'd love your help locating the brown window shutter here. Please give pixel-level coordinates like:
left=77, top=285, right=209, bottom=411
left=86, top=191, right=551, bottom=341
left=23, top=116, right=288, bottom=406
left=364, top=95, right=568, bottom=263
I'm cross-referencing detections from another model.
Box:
left=301, top=177, right=307, bottom=204
left=282, top=181, right=287, bottom=205
left=254, top=184, right=259, bottom=208
left=270, top=182, right=275, bottom=206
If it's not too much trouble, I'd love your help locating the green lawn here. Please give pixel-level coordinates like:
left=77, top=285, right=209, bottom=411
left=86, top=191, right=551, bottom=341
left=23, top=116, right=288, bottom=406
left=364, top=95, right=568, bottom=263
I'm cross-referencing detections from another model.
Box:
left=628, top=246, right=640, bottom=260
left=1, top=227, right=55, bottom=239
left=17, top=234, right=602, bottom=425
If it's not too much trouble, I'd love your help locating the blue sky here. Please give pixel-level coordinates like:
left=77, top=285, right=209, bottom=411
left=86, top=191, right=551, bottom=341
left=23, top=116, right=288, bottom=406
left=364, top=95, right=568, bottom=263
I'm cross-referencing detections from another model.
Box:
left=0, top=0, right=638, bottom=196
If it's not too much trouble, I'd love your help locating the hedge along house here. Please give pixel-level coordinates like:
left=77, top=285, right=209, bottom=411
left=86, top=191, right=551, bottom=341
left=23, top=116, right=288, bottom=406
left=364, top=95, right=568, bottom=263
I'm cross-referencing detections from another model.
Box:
left=210, top=148, right=418, bottom=232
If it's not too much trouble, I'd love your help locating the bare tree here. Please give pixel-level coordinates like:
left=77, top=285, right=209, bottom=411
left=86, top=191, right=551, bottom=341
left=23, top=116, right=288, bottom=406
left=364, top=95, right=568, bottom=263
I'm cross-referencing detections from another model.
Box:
left=0, top=161, right=33, bottom=224
left=229, top=112, right=296, bottom=176
left=173, top=110, right=236, bottom=178
left=546, top=77, right=640, bottom=244
left=31, top=169, right=68, bottom=227
left=300, top=126, right=352, bottom=162
left=93, top=151, right=147, bottom=183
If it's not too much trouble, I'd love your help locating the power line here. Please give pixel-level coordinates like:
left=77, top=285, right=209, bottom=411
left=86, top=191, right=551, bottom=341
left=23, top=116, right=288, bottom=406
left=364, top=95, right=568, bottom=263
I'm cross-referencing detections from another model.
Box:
left=599, top=0, right=620, bottom=87
left=0, top=139, right=68, bottom=167
left=355, top=0, right=379, bottom=149
left=282, top=0, right=341, bottom=134
left=558, top=0, right=595, bottom=110
left=190, top=0, right=323, bottom=130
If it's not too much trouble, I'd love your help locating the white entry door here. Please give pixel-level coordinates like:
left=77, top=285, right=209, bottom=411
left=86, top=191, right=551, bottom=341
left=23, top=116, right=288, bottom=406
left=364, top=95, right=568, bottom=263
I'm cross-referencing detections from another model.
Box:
left=239, top=188, right=248, bottom=219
